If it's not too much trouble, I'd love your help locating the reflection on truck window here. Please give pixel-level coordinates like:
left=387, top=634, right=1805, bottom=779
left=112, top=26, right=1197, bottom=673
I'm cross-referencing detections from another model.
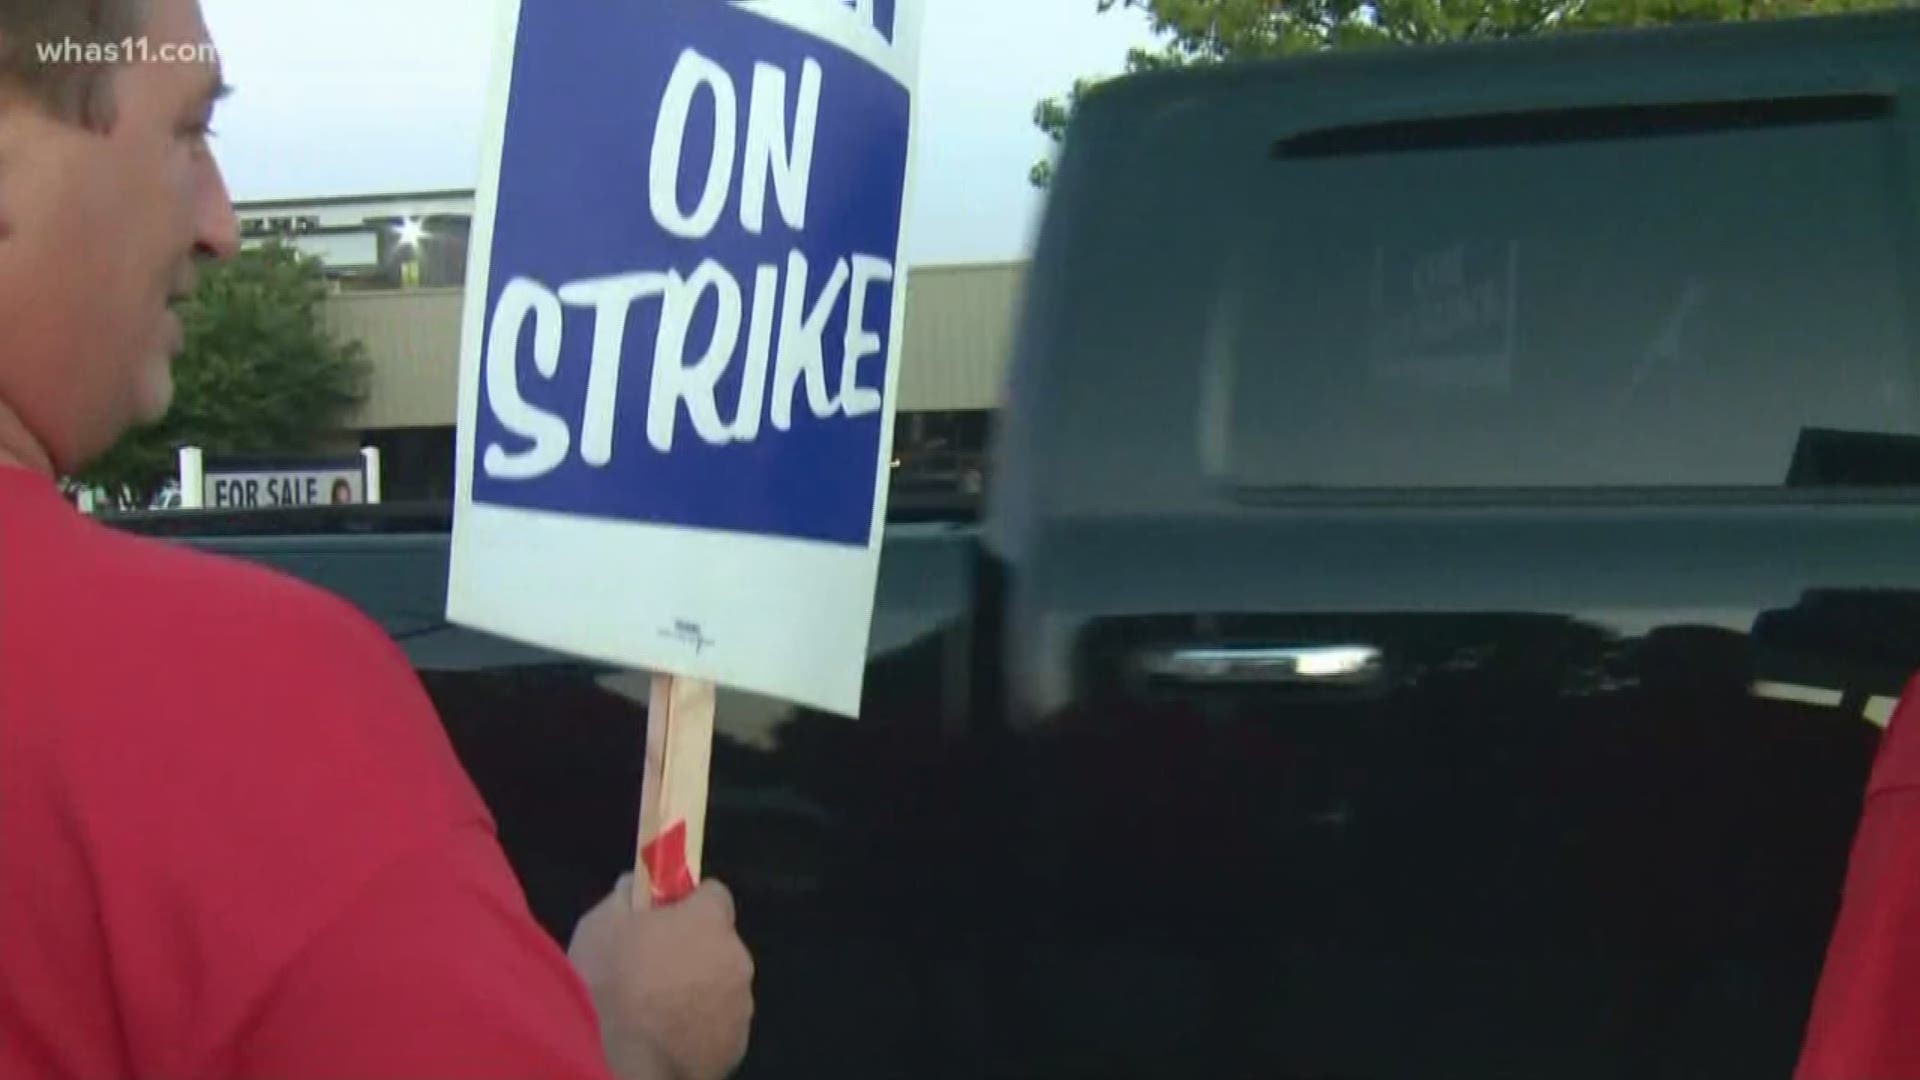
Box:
left=1214, top=97, right=1917, bottom=489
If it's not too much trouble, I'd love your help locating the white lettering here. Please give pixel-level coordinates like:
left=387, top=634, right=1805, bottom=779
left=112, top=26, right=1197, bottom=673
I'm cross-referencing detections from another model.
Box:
left=770, top=251, right=848, bottom=431
left=475, top=212, right=896, bottom=472
left=559, top=272, right=672, bottom=467
left=648, top=260, right=744, bottom=453
left=729, top=264, right=781, bottom=441
left=839, top=254, right=891, bottom=417
left=740, top=59, right=822, bottom=234
left=482, top=277, right=571, bottom=480
left=650, top=49, right=737, bottom=240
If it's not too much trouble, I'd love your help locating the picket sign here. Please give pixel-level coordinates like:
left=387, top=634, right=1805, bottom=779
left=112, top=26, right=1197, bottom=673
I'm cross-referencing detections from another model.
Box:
left=449, top=0, right=925, bottom=909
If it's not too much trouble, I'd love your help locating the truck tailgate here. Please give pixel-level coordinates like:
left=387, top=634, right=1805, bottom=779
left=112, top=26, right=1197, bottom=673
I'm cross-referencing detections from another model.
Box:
left=989, top=501, right=1920, bottom=1078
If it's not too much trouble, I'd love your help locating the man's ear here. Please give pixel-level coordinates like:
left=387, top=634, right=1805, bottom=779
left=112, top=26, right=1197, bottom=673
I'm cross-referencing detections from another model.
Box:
left=0, top=110, right=20, bottom=244
left=0, top=87, right=45, bottom=244
left=0, top=77, right=70, bottom=246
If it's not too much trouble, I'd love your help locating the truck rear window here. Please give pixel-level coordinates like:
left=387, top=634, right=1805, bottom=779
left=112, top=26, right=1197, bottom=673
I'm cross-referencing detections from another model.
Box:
left=1213, top=94, right=1920, bottom=489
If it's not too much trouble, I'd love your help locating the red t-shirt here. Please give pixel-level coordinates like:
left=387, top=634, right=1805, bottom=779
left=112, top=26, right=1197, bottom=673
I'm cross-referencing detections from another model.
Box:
left=0, top=468, right=616, bottom=1079
left=1798, top=673, right=1920, bottom=1079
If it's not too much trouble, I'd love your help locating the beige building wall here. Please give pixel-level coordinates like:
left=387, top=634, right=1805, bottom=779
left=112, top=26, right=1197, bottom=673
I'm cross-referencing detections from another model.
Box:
left=323, top=287, right=465, bottom=429
left=897, top=261, right=1024, bottom=412
left=329, top=263, right=1023, bottom=431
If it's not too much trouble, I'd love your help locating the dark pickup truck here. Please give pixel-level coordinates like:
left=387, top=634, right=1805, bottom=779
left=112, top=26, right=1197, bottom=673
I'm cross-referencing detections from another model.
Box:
left=113, top=10, right=1920, bottom=1079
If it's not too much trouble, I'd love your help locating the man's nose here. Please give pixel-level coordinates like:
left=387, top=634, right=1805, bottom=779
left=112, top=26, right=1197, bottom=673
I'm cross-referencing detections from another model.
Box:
left=195, top=159, right=241, bottom=262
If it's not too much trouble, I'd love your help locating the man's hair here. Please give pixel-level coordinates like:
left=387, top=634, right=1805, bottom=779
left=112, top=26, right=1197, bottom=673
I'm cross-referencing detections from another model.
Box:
left=0, top=0, right=148, bottom=131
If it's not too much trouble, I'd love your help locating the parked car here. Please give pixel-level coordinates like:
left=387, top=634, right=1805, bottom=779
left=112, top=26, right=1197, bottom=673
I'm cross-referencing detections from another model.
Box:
left=111, top=11, right=1920, bottom=1077
left=149, top=482, right=182, bottom=511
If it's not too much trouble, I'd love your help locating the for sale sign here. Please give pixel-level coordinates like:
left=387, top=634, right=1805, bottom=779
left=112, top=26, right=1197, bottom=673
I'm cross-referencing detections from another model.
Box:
left=204, top=455, right=367, bottom=509
left=447, top=0, right=925, bottom=717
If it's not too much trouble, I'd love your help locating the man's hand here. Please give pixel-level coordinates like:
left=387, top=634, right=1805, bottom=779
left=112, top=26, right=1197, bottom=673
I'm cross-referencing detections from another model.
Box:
left=568, top=877, right=755, bottom=1080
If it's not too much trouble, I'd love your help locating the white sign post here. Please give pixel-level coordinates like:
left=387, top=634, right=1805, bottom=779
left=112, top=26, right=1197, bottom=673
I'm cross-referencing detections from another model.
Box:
left=178, top=446, right=205, bottom=509
left=360, top=447, right=384, bottom=505
left=448, top=0, right=925, bottom=906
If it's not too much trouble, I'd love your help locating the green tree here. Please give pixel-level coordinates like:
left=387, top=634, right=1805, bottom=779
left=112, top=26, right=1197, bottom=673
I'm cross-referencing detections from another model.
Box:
left=1032, top=0, right=1909, bottom=187
left=75, top=240, right=371, bottom=510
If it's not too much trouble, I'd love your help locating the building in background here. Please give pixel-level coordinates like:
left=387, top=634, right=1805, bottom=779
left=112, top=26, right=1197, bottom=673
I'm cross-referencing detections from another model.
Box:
left=240, top=189, right=475, bottom=292
left=236, top=190, right=1018, bottom=503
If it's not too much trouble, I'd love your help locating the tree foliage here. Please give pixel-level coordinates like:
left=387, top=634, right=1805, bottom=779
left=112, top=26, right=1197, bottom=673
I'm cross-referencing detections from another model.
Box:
left=1032, top=0, right=1910, bottom=186
left=74, top=241, right=371, bottom=509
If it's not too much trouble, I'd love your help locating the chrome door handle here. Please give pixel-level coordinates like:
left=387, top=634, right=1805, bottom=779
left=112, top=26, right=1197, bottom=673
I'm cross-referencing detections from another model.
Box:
left=1135, top=644, right=1384, bottom=686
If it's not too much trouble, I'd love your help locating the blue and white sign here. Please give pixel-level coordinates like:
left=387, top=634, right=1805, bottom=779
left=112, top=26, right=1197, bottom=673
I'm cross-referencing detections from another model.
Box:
left=447, top=0, right=924, bottom=717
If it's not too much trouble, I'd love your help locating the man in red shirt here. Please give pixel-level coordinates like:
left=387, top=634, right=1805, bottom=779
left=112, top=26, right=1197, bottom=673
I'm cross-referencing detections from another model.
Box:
left=0, top=1, right=753, bottom=1078
left=1798, top=677, right=1920, bottom=1079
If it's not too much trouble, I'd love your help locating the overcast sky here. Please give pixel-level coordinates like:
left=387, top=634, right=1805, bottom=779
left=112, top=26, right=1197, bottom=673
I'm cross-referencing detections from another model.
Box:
left=198, top=0, right=1158, bottom=266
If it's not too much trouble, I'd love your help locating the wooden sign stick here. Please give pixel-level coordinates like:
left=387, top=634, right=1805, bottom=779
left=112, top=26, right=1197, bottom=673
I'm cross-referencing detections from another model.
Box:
left=634, top=673, right=718, bottom=909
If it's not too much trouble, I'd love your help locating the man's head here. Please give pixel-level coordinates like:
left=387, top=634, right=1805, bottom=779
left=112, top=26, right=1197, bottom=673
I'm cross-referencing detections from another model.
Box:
left=0, top=0, right=238, bottom=476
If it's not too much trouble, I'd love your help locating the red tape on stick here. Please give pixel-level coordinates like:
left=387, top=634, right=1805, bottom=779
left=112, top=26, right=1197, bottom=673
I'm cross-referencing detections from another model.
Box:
left=641, top=819, right=696, bottom=905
